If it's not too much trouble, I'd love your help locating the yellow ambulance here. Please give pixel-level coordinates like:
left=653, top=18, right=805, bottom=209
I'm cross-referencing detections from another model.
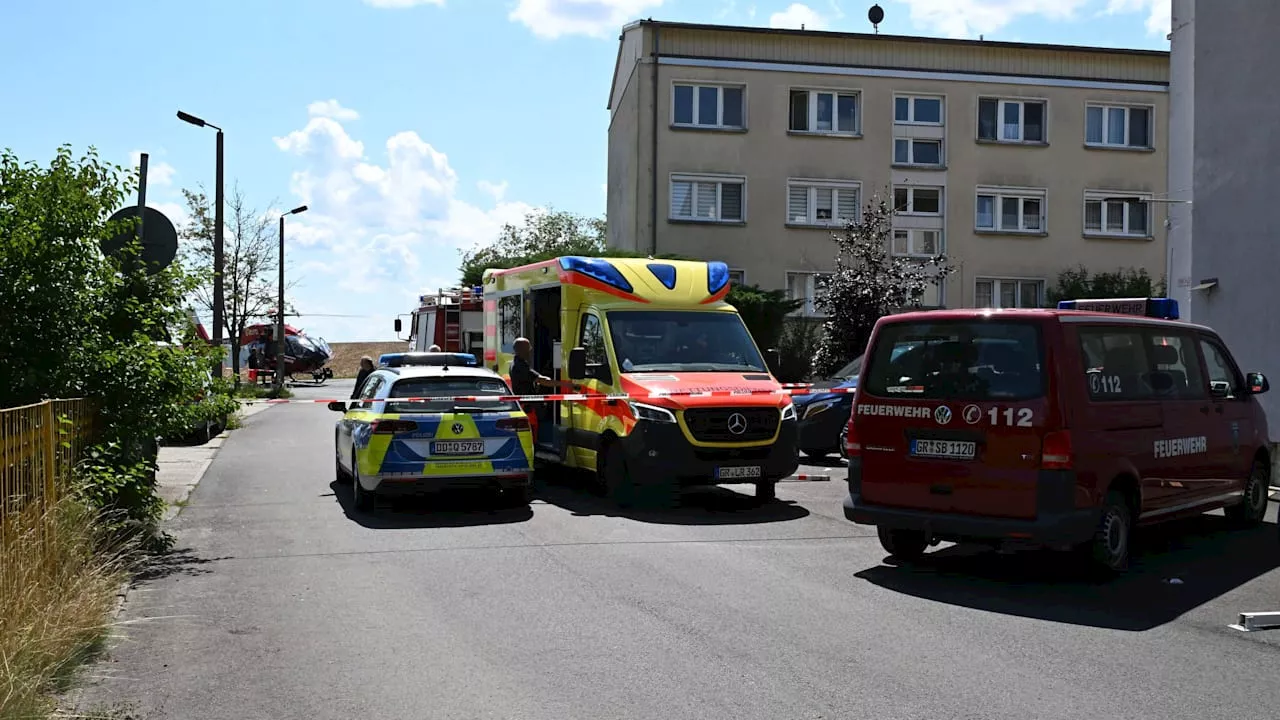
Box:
left=482, top=256, right=799, bottom=507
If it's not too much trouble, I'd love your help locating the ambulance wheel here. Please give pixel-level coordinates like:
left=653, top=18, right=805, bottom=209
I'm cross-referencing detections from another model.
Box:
left=1087, top=490, right=1131, bottom=573
left=352, top=454, right=375, bottom=513
left=601, top=445, right=635, bottom=508
left=1225, top=458, right=1270, bottom=527
left=755, top=481, right=777, bottom=503
left=878, top=527, right=928, bottom=561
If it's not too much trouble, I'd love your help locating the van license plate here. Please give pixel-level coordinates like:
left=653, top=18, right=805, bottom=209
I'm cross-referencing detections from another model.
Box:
left=716, top=466, right=762, bottom=480
left=910, top=439, right=976, bottom=460
left=431, top=440, right=485, bottom=456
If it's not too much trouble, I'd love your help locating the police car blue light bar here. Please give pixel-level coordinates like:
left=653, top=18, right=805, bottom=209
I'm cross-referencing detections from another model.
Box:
left=1057, top=297, right=1180, bottom=320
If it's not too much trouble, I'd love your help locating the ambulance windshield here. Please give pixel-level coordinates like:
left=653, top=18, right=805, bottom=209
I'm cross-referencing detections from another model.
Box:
left=606, top=311, right=767, bottom=373
left=863, top=320, right=1045, bottom=401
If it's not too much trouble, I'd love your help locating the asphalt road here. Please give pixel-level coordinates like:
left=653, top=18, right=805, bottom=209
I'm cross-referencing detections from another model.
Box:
left=79, top=379, right=1280, bottom=719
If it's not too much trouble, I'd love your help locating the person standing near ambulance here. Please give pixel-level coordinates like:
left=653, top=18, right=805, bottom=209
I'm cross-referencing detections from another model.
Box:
left=509, top=337, right=576, bottom=443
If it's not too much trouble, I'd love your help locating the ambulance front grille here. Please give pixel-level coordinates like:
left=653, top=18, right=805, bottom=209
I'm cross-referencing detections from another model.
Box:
left=682, top=407, right=779, bottom=443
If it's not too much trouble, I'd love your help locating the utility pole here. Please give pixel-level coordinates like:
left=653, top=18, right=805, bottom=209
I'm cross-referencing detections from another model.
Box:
left=276, top=205, right=309, bottom=390
left=176, top=111, right=227, bottom=378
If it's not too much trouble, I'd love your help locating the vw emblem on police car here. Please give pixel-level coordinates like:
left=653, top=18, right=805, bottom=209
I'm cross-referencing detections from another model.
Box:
left=726, top=412, right=748, bottom=435
left=962, top=404, right=982, bottom=425
left=934, top=405, right=953, bottom=425
left=451, top=423, right=465, bottom=435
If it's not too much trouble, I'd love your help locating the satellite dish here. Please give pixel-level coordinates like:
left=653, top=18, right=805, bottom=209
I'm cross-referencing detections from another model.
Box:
left=869, top=4, right=884, bottom=31
left=100, top=205, right=179, bottom=274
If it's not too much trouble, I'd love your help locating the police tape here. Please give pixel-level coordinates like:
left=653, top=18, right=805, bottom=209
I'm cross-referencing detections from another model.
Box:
left=239, top=386, right=859, bottom=405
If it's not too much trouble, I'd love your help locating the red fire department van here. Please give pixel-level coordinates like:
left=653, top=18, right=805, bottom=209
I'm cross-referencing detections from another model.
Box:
left=843, top=298, right=1272, bottom=572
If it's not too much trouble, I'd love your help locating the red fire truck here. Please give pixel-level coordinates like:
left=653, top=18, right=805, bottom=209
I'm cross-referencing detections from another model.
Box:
left=398, top=286, right=486, bottom=355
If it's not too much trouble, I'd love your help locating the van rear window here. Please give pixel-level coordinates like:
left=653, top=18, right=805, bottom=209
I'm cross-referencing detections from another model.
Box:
left=863, top=321, right=1045, bottom=400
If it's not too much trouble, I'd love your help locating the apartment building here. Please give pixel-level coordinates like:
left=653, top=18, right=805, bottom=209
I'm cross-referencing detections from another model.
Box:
left=605, top=20, right=1170, bottom=313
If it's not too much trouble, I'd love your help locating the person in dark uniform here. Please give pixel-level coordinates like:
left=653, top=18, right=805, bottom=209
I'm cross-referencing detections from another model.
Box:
left=351, top=356, right=375, bottom=399
left=510, top=337, right=576, bottom=443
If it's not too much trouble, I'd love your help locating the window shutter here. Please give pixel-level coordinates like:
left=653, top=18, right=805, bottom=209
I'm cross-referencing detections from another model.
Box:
left=720, top=183, right=743, bottom=221
left=671, top=181, right=693, bottom=218
left=788, top=185, right=810, bottom=223
left=695, top=183, right=717, bottom=218
left=836, top=188, right=859, bottom=221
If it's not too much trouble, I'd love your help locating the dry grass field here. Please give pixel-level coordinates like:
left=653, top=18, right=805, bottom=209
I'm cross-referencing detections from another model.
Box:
left=326, top=341, right=407, bottom=377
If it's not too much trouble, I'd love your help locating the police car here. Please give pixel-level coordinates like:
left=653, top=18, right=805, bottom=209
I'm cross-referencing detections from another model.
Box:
left=330, top=365, right=534, bottom=512
left=843, top=297, right=1272, bottom=573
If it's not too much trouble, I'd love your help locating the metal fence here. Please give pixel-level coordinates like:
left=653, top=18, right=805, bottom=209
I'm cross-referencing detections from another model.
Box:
left=0, top=399, right=95, bottom=537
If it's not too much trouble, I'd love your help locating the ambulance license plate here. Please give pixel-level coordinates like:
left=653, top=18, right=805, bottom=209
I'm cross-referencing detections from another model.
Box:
left=716, top=465, right=762, bottom=480
left=910, top=439, right=976, bottom=460
left=431, top=440, right=485, bottom=456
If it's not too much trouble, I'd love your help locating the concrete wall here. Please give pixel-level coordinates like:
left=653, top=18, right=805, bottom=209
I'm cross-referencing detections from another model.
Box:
left=1166, top=0, right=1194, bottom=313
left=1189, top=0, right=1280, bottom=441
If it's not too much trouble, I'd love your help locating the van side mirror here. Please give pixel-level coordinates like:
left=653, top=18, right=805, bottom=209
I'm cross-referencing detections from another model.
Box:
left=1247, top=372, right=1270, bottom=395
left=394, top=318, right=402, bottom=333
left=327, top=401, right=348, bottom=412
left=568, top=347, right=587, bottom=380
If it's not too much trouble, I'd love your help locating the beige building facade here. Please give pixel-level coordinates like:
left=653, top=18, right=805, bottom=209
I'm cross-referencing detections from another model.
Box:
left=606, top=20, right=1170, bottom=313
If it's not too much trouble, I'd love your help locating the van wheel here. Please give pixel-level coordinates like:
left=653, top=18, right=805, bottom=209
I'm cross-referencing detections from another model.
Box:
left=878, top=527, right=929, bottom=561
left=601, top=446, right=635, bottom=508
left=1225, top=459, right=1270, bottom=527
left=755, top=481, right=776, bottom=503
left=1088, top=490, right=1131, bottom=573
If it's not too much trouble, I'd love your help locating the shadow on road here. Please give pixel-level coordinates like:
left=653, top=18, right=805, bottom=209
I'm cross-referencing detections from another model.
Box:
left=328, top=480, right=534, bottom=529
left=535, top=469, right=810, bottom=526
left=135, top=547, right=228, bottom=583
left=855, top=515, right=1280, bottom=631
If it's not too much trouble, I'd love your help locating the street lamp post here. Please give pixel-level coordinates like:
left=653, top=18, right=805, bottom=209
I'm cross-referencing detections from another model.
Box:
left=276, top=205, right=309, bottom=390
left=177, top=111, right=226, bottom=379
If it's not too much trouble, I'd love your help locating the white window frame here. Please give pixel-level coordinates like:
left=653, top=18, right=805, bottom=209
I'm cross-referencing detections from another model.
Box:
left=1083, top=190, right=1152, bottom=238
left=893, top=137, right=944, bottom=167
left=668, top=173, right=747, bottom=223
left=785, top=179, right=861, bottom=227
left=975, top=186, right=1047, bottom=233
left=891, top=228, right=942, bottom=258
left=977, top=97, right=1048, bottom=143
left=974, top=277, right=1044, bottom=309
left=893, top=186, right=943, bottom=216
left=785, top=271, right=833, bottom=317
left=788, top=88, right=860, bottom=135
left=671, top=82, right=746, bottom=130
left=894, top=94, right=945, bottom=126
left=728, top=269, right=746, bottom=286
left=1084, top=103, right=1154, bottom=149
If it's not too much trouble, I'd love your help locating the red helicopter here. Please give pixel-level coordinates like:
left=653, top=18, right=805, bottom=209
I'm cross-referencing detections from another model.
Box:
left=240, top=322, right=335, bottom=384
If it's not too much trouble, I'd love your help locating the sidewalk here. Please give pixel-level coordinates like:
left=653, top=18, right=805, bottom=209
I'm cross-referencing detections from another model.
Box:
left=155, top=401, right=274, bottom=521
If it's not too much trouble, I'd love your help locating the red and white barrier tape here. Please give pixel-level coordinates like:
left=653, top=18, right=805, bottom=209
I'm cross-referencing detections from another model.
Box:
left=240, top=386, right=858, bottom=404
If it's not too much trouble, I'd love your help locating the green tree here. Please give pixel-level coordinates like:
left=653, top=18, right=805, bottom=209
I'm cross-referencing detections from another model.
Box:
left=459, top=208, right=610, bottom=286
left=812, top=191, right=953, bottom=376
left=0, top=146, right=232, bottom=532
left=726, top=285, right=803, bottom=371
left=1045, top=266, right=1165, bottom=306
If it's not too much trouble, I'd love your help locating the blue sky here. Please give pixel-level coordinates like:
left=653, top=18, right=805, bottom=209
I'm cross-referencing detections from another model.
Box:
left=0, top=0, right=1169, bottom=342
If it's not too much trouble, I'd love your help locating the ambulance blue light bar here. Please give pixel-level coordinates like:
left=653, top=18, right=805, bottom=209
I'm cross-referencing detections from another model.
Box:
left=1057, top=297, right=1180, bottom=320
left=707, top=261, right=730, bottom=295
left=559, top=256, right=634, bottom=293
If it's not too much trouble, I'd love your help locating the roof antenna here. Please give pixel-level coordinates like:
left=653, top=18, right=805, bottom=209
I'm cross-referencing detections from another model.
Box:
left=868, top=4, right=884, bottom=33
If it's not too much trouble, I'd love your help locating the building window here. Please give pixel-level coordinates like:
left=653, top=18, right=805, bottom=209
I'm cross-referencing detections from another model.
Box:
left=788, top=89, right=859, bottom=135
left=975, top=278, right=1043, bottom=309
left=1084, top=191, right=1150, bottom=237
left=894, top=95, right=944, bottom=125
left=978, top=98, right=1045, bottom=143
left=669, top=175, right=745, bottom=223
left=1085, top=104, right=1152, bottom=149
left=785, top=271, right=832, bottom=317
left=892, top=229, right=940, bottom=257
left=728, top=269, right=746, bottom=286
left=787, top=179, right=860, bottom=226
left=672, top=83, right=745, bottom=129
left=975, top=187, right=1046, bottom=233
left=893, top=138, right=943, bottom=167
left=893, top=186, right=942, bottom=215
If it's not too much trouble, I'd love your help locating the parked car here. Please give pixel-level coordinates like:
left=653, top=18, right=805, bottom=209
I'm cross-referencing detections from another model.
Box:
left=792, top=356, right=862, bottom=460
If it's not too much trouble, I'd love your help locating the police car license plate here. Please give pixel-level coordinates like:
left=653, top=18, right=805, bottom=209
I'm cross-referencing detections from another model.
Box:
left=716, top=465, right=762, bottom=480
left=430, top=440, right=485, bottom=456
left=910, top=439, right=976, bottom=460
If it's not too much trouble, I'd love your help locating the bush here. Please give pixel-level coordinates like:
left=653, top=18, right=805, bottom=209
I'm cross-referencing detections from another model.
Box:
left=727, top=285, right=803, bottom=365
left=1045, top=266, right=1165, bottom=306
left=772, top=318, right=822, bottom=382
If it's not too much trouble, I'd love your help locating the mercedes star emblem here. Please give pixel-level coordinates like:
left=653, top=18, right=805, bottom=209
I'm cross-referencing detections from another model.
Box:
left=451, top=423, right=465, bottom=435
left=727, top=412, right=748, bottom=435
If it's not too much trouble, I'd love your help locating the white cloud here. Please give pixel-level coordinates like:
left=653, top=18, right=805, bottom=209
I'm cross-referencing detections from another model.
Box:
left=270, top=101, right=536, bottom=341
left=509, top=0, right=665, bottom=39
left=891, top=0, right=1091, bottom=39
left=769, top=3, right=828, bottom=29
left=129, top=150, right=176, bottom=188
left=1103, top=0, right=1170, bottom=36
left=306, top=99, right=360, bottom=122
left=362, top=0, right=444, bottom=8
left=477, top=179, right=508, bottom=202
